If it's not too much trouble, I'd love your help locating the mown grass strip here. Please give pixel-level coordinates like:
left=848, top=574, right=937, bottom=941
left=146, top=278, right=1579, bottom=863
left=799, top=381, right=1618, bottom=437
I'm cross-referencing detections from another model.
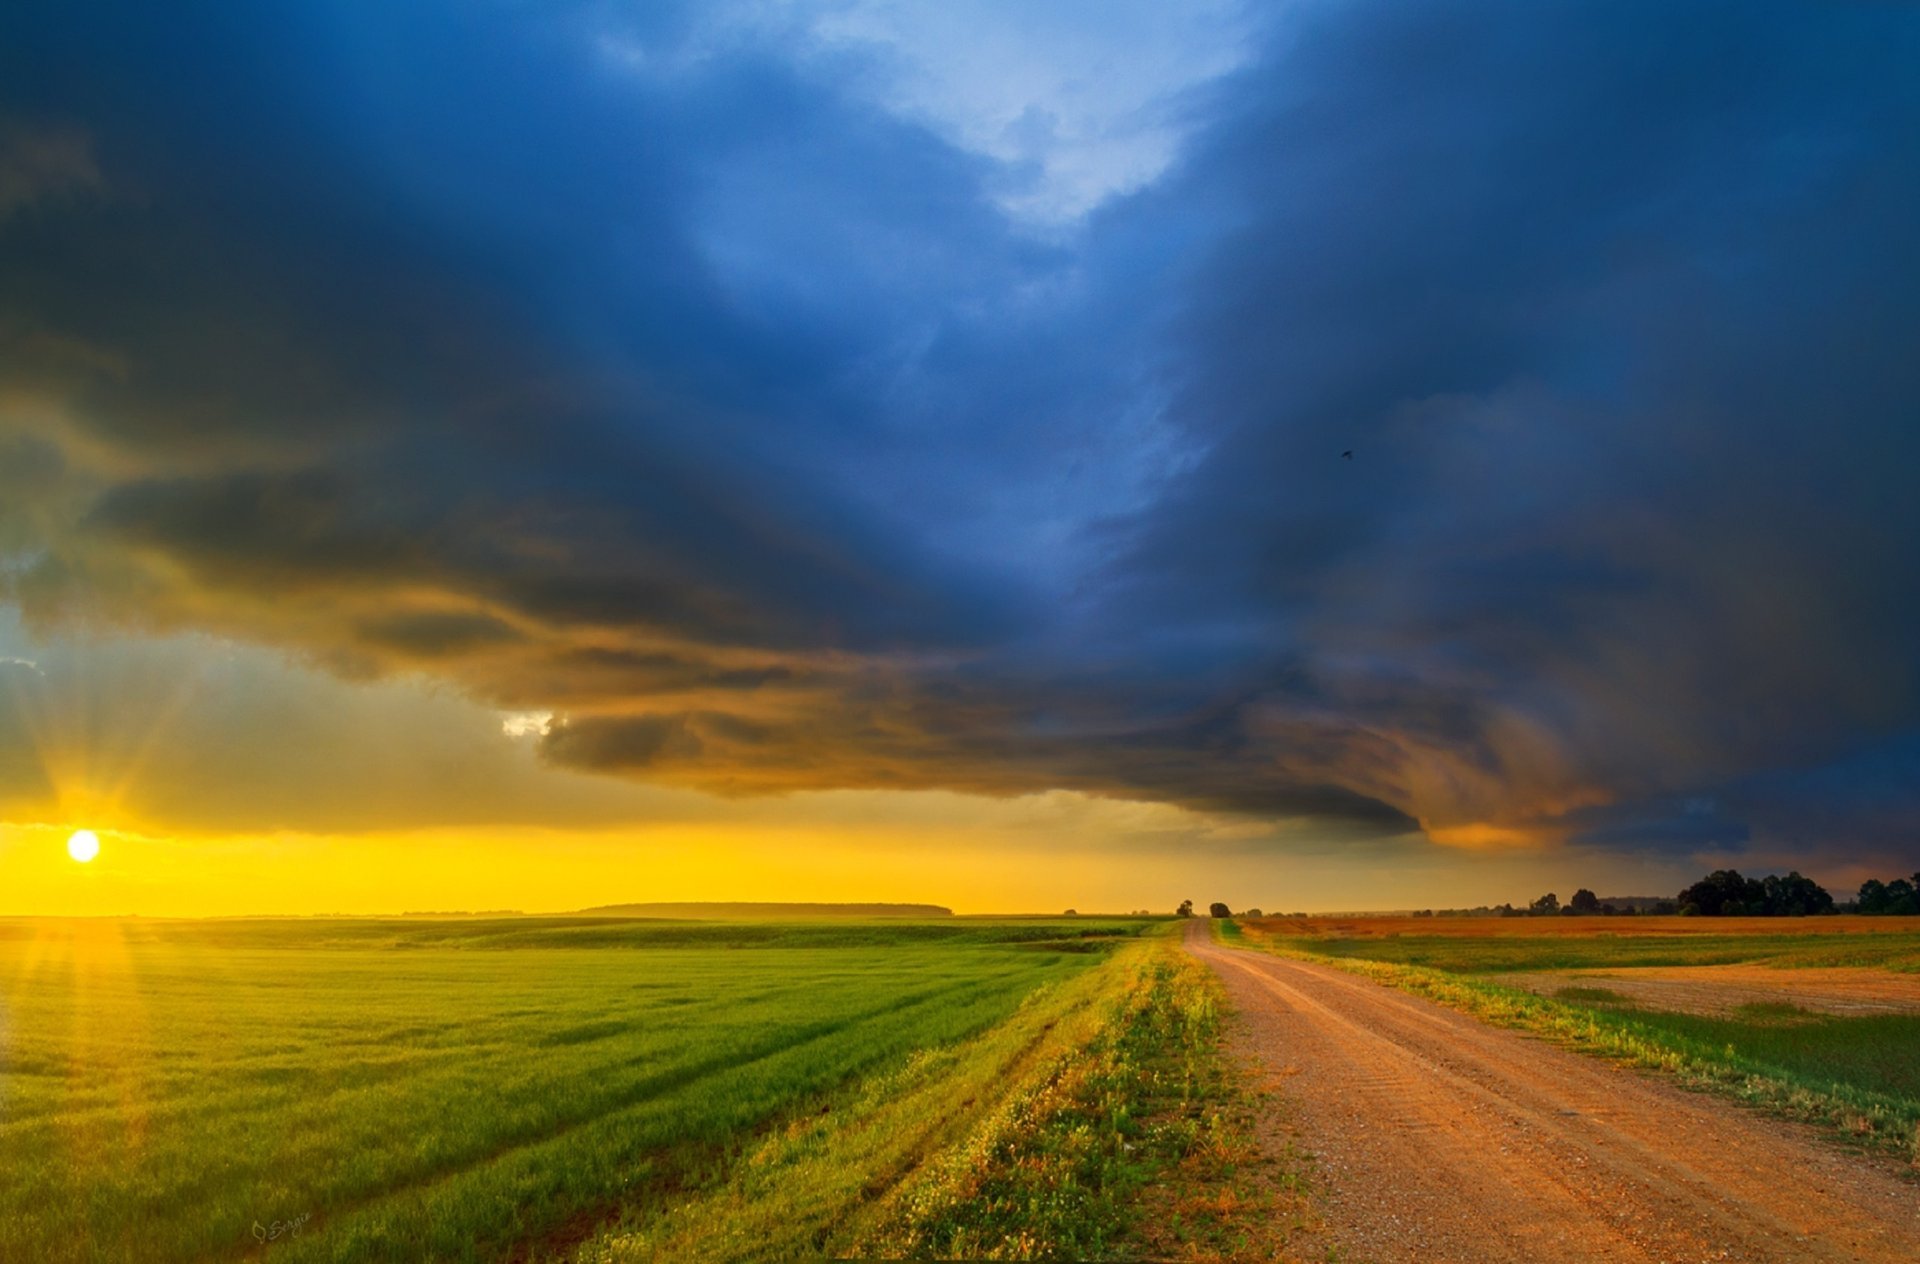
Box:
left=573, top=947, right=1129, bottom=1263
left=856, top=940, right=1214, bottom=1260
left=576, top=931, right=1315, bottom=1262
left=1221, top=920, right=1920, bottom=1165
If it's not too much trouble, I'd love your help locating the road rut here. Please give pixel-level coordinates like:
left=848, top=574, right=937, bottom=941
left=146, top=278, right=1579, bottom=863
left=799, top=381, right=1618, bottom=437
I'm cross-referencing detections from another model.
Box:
left=1188, top=922, right=1919, bottom=1263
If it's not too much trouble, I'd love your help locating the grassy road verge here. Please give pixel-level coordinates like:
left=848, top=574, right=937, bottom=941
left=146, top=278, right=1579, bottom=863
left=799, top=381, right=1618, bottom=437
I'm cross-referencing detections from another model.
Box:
left=578, top=929, right=1311, bottom=1261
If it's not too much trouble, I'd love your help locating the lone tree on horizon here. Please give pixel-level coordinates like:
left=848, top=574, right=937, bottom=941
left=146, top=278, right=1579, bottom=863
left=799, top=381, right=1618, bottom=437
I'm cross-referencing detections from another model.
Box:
left=1209, top=902, right=1232, bottom=918
left=1176, top=899, right=1194, bottom=917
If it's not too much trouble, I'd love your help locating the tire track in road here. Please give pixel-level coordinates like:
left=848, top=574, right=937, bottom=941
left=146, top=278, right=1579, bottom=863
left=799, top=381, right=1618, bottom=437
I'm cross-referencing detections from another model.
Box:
left=1187, top=922, right=1919, bottom=1263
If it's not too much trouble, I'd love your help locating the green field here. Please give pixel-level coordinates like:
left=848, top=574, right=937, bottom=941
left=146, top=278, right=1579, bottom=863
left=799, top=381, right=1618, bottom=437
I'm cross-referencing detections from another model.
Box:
left=1566, top=1002, right=1920, bottom=1101
left=0, top=915, right=1243, bottom=1262
left=1270, top=928, right=1920, bottom=974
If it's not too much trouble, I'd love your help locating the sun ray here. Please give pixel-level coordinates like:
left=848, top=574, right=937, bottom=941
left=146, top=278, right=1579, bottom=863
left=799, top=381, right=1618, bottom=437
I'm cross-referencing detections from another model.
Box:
left=0, top=636, right=213, bottom=835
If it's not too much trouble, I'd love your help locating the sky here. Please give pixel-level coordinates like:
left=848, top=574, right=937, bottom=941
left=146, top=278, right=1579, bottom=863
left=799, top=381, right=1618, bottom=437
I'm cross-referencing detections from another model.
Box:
left=2, top=1, right=1918, bottom=914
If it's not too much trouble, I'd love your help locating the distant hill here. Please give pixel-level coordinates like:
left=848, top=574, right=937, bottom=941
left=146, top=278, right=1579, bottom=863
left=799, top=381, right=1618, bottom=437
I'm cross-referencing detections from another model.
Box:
left=575, top=901, right=954, bottom=919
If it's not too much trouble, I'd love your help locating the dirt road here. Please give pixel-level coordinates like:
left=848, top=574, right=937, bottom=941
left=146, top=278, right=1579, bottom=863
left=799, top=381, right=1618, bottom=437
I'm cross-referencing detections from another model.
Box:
left=1187, top=922, right=1919, bottom=1263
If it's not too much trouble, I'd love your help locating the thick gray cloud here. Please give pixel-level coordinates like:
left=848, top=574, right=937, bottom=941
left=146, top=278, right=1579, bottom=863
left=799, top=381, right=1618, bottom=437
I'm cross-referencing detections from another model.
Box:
left=1098, top=0, right=1920, bottom=843
left=2, top=1, right=1917, bottom=860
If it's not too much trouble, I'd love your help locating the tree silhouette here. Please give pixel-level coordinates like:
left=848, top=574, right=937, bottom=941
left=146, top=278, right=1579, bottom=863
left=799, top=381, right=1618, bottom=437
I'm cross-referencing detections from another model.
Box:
left=1677, top=868, right=1832, bottom=916
left=1763, top=872, right=1834, bottom=916
left=1859, top=877, right=1918, bottom=915
left=1209, top=902, right=1232, bottom=918
left=1176, top=899, right=1194, bottom=918
left=1679, top=869, right=1764, bottom=916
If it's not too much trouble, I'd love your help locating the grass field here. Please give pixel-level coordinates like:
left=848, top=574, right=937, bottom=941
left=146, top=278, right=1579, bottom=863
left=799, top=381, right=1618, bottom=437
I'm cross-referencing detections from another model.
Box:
left=1240, top=914, right=1920, bottom=972
left=1225, top=915, right=1920, bottom=1160
left=0, top=914, right=1277, bottom=1262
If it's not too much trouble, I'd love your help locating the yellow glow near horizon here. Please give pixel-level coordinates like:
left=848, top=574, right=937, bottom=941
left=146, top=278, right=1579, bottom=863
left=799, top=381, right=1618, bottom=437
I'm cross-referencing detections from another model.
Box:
left=0, top=813, right=1708, bottom=920
left=66, top=829, right=101, bottom=863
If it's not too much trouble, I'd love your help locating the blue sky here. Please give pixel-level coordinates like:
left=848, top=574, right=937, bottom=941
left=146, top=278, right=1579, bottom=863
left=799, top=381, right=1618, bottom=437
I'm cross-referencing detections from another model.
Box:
left=2, top=1, right=1918, bottom=909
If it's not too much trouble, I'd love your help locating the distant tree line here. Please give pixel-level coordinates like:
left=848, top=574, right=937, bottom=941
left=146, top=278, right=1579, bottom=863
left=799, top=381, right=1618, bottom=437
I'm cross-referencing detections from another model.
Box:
left=1170, top=870, right=1920, bottom=920
left=1486, top=889, right=1673, bottom=917
left=1495, top=871, right=1836, bottom=917
left=1501, top=868, right=1920, bottom=917
left=1669, top=868, right=1920, bottom=916
left=1855, top=873, right=1920, bottom=915
left=1168, top=901, right=1269, bottom=918
left=1410, top=898, right=1682, bottom=918
left=1674, top=869, right=1833, bottom=916
left=1429, top=873, right=1827, bottom=917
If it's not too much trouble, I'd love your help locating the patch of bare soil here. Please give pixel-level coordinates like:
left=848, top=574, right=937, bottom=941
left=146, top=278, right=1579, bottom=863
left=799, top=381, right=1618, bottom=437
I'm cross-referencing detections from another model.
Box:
left=1498, top=964, right=1920, bottom=1016
left=1188, top=922, right=1920, bottom=1264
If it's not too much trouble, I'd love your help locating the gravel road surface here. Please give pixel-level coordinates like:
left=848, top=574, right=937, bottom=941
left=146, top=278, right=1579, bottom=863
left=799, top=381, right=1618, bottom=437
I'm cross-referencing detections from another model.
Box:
left=1188, top=922, right=1919, bottom=1263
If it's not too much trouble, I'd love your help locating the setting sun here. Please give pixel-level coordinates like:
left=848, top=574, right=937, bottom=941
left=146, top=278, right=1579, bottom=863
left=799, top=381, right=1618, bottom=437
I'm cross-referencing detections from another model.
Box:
left=66, top=829, right=100, bottom=863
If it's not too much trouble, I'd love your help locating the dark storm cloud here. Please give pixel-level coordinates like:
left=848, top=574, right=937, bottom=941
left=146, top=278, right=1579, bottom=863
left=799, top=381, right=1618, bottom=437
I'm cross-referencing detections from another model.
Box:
left=1100, top=0, right=1920, bottom=846
left=2, top=3, right=1029, bottom=653
left=2, top=1, right=1918, bottom=856
left=1568, top=801, right=1752, bottom=854
left=355, top=611, right=525, bottom=660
